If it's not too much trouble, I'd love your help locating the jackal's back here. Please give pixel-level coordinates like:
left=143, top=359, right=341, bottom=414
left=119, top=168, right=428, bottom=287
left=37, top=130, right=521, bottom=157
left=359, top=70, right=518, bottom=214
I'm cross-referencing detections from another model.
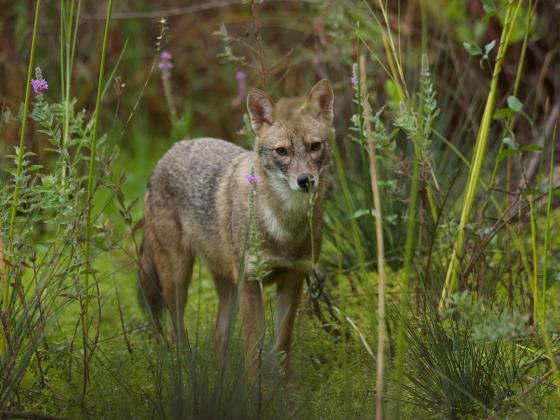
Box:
left=148, top=138, right=246, bottom=232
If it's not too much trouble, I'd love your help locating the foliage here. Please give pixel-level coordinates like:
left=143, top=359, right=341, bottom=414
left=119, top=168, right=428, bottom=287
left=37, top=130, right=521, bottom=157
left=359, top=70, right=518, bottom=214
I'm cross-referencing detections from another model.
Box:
left=1, top=0, right=559, bottom=419
left=399, top=311, right=541, bottom=419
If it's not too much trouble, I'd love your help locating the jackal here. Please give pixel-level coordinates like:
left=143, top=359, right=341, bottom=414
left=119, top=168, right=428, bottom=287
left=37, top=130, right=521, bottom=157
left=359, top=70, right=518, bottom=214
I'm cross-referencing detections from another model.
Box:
left=138, top=79, right=334, bottom=374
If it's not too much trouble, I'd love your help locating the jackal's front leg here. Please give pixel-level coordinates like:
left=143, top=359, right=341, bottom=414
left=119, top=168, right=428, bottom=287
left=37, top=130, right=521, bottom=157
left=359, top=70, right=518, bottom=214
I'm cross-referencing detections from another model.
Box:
left=273, top=271, right=304, bottom=373
left=239, top=279, right=264, bottom=377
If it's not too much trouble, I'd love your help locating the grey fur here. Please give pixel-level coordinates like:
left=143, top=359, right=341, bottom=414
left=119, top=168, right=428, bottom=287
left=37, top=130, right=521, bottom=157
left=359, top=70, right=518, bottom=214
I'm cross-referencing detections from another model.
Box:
left=138, top=79, right=335, bottom=374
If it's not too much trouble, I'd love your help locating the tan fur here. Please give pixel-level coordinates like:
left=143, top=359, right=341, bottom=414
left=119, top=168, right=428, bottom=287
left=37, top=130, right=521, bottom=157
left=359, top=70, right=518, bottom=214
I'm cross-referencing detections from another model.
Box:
left=139, top=80, right=334, bottom=375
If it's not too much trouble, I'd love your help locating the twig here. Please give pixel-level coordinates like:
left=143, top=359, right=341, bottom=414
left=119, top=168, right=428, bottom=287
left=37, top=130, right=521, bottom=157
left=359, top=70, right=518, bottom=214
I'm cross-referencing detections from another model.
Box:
left=360, top=54, right=387, bottom=420
left=305, top=272, right=345, bottom=339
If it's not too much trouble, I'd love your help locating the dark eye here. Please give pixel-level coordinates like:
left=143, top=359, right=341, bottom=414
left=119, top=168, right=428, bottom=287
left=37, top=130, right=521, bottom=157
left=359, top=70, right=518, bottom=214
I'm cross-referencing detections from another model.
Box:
left=310, top=142, right=322, bottom=151
left=275, top=147, right=288, bottom=156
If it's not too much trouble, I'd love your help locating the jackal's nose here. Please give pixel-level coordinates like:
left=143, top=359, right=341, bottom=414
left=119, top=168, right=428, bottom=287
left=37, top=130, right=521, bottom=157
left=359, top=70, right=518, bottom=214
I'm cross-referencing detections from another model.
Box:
left=297, top=173, right=315, bottom=190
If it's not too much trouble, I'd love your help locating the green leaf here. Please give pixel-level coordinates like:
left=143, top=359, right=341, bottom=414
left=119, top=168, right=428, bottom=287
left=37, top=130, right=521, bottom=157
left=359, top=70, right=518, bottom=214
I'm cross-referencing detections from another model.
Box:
left=352, top=208, right=375, bottom=219
left=502, top=137, right=518, bottom=150
left=493, top=108, right=512, bottom=120
left=520, top=144, right=543, bottom=152
left=507, top=95, right=523, bottom=113
left=484, top=39, right=496, bottom=56
left=482, top=0, right=497, bottom=15
left=544, top=270, right=560, bottom=290
left=522, top=187, right=543, bottom=196
left=497, top=148, right=517, bottom=164
left=463, top=42, right=482, bottom=56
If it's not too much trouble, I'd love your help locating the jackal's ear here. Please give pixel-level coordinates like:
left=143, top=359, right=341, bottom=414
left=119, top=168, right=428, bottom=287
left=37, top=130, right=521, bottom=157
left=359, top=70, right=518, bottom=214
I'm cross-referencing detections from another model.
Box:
left=247, top=89, right=274, bottom=132
left=307, top=79, right=334, bottom=122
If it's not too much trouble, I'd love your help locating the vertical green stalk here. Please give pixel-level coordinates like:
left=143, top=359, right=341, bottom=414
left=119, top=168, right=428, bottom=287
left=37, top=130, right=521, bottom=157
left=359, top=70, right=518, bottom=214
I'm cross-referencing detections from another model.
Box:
left=419, top=0, right=427, bottom=54
left=83, top=0, right=113, bottom=316
left=393, top=70, right=425, bottom=420
left=362, top=4, right=440, bottom=413
left=541, top=138, right=555, bottom=322
left=82, top=0, right=113, bottom=394
left=359, top=55, right=387, bottom=420
left=367, top=0, right=438, bottom=223
left=488, top=0, right=534, bottom=192
left=439, top=0, right=522, bottom=310
left=1, top=0, right=41, bottom=356
left=540, top=137, right=560, bottom=386
left=528, top=192, right=539, bottom=325
left=60, top=0, right=81, bottom=181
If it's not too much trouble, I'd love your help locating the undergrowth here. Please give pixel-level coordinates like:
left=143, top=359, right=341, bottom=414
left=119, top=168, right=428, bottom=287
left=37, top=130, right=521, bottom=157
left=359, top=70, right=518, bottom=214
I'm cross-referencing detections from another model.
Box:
left=1, top=1, right=559, bottom=419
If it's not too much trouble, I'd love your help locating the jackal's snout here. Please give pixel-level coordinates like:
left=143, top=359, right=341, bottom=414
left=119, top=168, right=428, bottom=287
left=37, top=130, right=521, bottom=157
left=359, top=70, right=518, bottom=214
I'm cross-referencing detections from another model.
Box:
left=287, top=169, right=320, bottom=193
left=296, top=173, right=315, bottom=190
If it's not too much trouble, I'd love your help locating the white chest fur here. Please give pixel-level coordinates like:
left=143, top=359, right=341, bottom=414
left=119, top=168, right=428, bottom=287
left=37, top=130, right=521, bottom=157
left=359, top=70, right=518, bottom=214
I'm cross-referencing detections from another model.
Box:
left=262, top=203, right=292, bottom=242
left=260, top=176, right=310, bottom=243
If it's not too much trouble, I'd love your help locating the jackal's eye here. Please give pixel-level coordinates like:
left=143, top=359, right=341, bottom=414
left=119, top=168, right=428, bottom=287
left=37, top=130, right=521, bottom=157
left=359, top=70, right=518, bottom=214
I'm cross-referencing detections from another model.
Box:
left=310, top=142, right=322, bottom=151
left=275, top=147, right=288, bottom=156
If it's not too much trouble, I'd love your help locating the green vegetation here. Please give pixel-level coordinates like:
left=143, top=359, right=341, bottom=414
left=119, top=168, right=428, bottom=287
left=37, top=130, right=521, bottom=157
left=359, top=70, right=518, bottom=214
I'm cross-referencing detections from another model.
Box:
left=1, top=1, right=559, bottom=418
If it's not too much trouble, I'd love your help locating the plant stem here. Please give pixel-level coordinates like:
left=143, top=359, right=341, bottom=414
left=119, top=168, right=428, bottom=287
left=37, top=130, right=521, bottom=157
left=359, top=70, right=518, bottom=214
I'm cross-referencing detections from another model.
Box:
left=1, top=0, right=41, bottom=356
left=540, top=133, right=560, bottom=387
left=439, top=1, right=522, bottom=311
left=60, top=0, right=81, bottom=182
left=359, top=54, right=386, bottom=420
left=487, top=0, right=534, bottom=196
left=393, top=66, right=424, bottom=420
left=528, top=190, right=539, bottom=325
left=82, top=0, right=113, bottom=398
left=366, top=1, right=438, bottom=223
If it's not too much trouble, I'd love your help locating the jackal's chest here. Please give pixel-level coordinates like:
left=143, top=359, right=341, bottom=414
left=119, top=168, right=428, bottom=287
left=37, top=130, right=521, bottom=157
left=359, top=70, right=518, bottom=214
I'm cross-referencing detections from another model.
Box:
left=258, top=202, right=310, bottom=245
left=254, top=203, right=316, bottom=274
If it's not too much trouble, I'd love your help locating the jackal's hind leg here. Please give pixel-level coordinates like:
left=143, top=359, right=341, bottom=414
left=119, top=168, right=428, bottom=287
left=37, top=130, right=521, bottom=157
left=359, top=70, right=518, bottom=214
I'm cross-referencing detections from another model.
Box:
left=273, top=271, right=304, bottom=373
left=152, top=231, right=193, bottom=346
left=239, top=279, right=264, bottom=377
left=212, top=274, right=236, bottom=369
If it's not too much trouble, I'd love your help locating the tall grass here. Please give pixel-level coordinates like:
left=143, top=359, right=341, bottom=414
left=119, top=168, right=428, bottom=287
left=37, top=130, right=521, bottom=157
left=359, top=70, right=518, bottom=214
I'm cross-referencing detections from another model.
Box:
left=400, top=312, right=535, bottom=419
left=439, top=0, right=523, bottom=309
left=359, top=54, right=387, bottom=420
left=1, top=0, right=41, bottom=356
left=1, top=1, right=559, bottom=418
left=538, top=138, right=560, bottom=387
left=60, top=0, right=81, bottom=181
left=356, top=3, right=442, bottom=417
left=81, top=0, right=114, bottom=398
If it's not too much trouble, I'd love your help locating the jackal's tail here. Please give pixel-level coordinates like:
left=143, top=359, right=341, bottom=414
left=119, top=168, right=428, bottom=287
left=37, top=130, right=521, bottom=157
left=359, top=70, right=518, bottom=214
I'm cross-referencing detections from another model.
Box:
left=138, top=236, right=164, bottom=332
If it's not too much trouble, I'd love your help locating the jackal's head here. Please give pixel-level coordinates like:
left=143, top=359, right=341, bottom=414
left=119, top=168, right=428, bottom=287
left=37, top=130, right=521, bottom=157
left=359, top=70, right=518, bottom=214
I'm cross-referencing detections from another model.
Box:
left=247, top=80, right=334, bottom=193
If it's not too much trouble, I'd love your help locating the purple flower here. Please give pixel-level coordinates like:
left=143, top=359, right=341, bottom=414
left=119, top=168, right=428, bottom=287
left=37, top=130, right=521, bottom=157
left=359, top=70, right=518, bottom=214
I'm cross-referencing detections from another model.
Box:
left=235, top=70, right=247, bottom=81
left=158, top=61, right=173, bottom=70
left=351, top=75, right=358, bottom=86
left=31, top=78, right=48, bottom=95
left=158, top=50, right=173, bottom=78
left=244, top=173, right=261, bottom=185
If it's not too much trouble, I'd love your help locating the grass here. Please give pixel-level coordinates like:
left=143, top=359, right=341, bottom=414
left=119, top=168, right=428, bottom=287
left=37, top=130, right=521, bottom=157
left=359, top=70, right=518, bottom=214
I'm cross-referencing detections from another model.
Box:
left=1, top=1, right=560, bottom=418
left=82, top=0, right=113, bottom=400
left=1, top=0, right=41, bottom=355
left=440, top=0, right=523, bottom=309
